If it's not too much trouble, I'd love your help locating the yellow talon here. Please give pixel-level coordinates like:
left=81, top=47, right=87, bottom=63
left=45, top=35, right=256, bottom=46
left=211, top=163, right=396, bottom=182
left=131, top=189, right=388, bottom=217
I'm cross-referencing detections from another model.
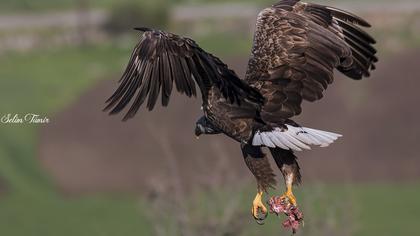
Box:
left=251, top=191, right=268, bottom=224
left=281, top=183, right=297, bottom=206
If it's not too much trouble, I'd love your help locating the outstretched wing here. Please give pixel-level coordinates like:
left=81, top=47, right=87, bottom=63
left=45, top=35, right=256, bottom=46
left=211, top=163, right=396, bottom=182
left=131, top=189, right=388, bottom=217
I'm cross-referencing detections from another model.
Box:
left=245, top=0, right=378, bottom=126
left=105, top=27, right=263, bottom=120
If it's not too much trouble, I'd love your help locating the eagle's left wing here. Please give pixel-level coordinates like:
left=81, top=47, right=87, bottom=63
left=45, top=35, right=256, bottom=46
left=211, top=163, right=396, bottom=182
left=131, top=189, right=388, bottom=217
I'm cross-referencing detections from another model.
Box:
left=245, top=0, right=378, bottom=126
left=105, top=28, right=263, bottom=121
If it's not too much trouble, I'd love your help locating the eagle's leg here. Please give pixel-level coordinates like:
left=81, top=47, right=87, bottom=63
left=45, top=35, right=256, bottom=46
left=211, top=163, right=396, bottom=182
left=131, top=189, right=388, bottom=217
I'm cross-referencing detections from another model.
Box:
left=241, top=144, right=277, bottom=224
left=270, top=148, right=302, bottom=206
left=282, top=173, right=297, bottom=206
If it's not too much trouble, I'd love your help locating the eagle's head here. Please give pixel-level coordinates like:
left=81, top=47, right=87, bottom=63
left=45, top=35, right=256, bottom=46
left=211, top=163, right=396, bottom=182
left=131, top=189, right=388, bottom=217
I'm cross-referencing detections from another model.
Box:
left=195, top=116, right=221, bottom=137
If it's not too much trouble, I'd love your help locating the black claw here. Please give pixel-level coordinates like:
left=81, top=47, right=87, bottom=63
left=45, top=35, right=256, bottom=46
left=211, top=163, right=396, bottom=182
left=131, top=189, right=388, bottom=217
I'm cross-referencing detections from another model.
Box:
left=256, top=219, right=265, bottom=225
left=253, top=210, right=268, bottom=225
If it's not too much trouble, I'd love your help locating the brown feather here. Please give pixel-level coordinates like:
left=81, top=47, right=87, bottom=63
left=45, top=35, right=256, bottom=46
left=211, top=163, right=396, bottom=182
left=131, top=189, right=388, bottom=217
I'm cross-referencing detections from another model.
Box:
left=245, top=1, right=377, bottom=126
left=270, top=148, right=302, bottom=186
left=104, top=29, right=263, bottom=120
left=242, top=144, right=277, bottom=192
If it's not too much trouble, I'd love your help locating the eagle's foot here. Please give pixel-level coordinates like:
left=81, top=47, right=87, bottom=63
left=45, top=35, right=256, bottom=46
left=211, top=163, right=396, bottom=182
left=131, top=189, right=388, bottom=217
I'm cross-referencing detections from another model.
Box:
left=279, top=190, right=297, bottom=206
left=251, top=191, right=268, bottom=225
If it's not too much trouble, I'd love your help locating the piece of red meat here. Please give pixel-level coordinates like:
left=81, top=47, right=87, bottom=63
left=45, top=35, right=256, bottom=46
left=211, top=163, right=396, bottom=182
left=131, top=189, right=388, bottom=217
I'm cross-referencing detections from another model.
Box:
left=268, top=196, right=304, bottom=234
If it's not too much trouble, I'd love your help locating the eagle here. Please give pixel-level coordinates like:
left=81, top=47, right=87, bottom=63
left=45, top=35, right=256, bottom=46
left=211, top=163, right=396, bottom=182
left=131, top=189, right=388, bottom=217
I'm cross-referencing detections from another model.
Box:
left=104, top=0, right=377, bottom=225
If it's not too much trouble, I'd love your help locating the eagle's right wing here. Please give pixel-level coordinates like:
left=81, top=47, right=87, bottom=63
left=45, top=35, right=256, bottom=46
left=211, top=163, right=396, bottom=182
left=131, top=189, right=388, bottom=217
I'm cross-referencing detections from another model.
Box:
left=104, top=28, right=263, bottom=121
left=245, top=0, right=377, bottom=126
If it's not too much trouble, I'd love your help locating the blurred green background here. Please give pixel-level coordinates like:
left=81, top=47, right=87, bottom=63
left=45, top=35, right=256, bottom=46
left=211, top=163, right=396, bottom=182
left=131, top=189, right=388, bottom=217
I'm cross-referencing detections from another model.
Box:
left=0, top=0, right=419, bottom=235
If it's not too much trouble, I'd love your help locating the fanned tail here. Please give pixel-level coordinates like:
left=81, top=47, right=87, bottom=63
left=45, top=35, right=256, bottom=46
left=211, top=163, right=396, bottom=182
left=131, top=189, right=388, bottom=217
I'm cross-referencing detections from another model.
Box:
left=252, top=125, right=342, bottom=151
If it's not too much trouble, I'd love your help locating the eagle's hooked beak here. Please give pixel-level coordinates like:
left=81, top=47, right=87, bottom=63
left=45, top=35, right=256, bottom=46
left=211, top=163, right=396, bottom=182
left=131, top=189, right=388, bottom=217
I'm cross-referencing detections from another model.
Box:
left=195, top=124, right=204, bottom=139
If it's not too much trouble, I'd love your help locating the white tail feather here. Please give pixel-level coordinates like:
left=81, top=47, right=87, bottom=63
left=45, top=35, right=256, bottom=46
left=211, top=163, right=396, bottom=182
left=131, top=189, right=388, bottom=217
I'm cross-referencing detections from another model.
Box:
left=252, top=125, right=342, bottom=151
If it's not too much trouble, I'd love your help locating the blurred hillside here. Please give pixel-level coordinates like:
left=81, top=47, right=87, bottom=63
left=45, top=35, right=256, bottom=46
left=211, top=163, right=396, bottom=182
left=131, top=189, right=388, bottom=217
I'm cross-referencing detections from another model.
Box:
left=1, top=0, right=420, bottom=54
left=0, top=1, right=420, bottom=236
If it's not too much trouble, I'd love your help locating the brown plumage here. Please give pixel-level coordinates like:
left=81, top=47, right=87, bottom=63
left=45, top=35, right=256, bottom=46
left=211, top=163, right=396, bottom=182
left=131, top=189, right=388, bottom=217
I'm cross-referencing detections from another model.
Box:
left=242, top=144, right=277, bottom=192
left=245, top=0, right=377, bottom=126
left=104, top=27, right=263, bottom=121
left=270, top=148, right=302, bottom=186
left=105, top=0, right=377, bottom=224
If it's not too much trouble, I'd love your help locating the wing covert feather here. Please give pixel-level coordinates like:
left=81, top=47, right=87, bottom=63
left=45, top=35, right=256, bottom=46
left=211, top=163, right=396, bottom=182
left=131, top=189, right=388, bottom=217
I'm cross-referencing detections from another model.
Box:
left=245, top=0, right=377, bottom=125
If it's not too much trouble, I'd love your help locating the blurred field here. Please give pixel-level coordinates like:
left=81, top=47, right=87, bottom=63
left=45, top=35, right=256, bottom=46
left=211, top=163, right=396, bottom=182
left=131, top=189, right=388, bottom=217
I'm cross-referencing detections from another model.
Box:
left=0, top=0, right=392, bottom=12
left=0, top=0, right=419, bottom=235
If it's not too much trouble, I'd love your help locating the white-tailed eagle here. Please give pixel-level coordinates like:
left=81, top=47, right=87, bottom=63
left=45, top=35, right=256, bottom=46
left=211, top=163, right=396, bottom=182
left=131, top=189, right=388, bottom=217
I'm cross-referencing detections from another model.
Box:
left=105, top=0, right=377, bottom=227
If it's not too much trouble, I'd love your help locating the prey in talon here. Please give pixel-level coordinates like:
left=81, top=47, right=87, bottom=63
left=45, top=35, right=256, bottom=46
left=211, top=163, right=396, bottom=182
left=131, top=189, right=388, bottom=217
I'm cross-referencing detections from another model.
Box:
left=269, top=195, right=304, bottom=234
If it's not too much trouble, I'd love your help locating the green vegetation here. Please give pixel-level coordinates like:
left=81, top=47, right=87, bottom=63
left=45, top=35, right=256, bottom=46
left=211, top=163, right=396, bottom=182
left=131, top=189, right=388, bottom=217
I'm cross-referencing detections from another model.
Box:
left=103, top=0, right=170, bottom=34
left=354, top=184, right=420, bottom=236
left=0, top=194, right=152, bottom=236
left=0, top=0, right=122, bottom=12
left=0, top=0, right=396, bottom=13
left=0, top=0, right=177, bottom=12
